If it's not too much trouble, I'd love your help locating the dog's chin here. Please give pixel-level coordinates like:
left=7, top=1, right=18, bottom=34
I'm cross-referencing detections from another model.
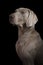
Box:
left=19, top=24, right=23, bottom=28
left=16, top=25, right=23, bottom=28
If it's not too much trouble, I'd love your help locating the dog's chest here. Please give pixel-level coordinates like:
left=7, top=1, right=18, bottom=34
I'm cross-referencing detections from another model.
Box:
left=16, top=30, right=42, bottom=58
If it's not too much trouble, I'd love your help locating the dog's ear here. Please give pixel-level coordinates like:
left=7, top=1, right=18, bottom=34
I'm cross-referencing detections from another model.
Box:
left=26, top=11, right=38, bottom=27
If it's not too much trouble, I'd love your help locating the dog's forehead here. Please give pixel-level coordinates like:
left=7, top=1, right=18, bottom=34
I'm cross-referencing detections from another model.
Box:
left=16, top=8, right=29, bottom=13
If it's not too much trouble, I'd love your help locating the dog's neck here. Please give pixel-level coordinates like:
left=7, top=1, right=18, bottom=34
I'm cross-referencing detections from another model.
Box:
left=18, top=25, right=35, bottom=38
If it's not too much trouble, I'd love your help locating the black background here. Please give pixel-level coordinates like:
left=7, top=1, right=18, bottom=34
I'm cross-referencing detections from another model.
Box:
left=0, top=0, right=43, bottom=65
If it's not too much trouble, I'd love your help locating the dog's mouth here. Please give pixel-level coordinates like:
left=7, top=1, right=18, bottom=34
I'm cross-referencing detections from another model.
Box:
left=9, top=18, right=23, bottom=28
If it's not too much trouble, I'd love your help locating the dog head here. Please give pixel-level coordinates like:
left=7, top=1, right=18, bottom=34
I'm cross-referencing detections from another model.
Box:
left=9, top=8, right=38, bottom=28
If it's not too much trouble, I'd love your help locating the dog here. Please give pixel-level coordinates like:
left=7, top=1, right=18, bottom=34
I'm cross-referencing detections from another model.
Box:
left=9, top=8, right=43, bottom=65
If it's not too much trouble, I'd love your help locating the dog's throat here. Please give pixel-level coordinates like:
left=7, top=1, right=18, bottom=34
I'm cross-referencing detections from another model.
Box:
left=18, top=26, right=24, bottom=38
left=18, top=26, right=34, bottom=38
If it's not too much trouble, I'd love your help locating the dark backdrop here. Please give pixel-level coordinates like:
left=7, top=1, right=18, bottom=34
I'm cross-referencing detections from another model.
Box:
left=0, top=0, right=43, bottom=65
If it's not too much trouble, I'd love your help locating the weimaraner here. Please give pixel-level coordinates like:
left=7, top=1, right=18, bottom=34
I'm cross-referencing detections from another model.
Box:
left=9, top=8, right=43, bottom=65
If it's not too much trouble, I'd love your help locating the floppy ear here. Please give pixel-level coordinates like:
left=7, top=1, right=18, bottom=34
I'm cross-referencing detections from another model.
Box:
left=26, top=11, right=38, bottom=27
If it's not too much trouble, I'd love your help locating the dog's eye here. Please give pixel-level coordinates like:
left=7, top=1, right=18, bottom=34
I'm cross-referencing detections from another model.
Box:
left=21, top=11, right=24, bottom=14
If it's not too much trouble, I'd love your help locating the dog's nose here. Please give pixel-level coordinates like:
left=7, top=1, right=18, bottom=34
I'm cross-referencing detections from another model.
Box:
left=9, top=15, right=13, bottom=20
left=9, top=15, right=13, bottom=23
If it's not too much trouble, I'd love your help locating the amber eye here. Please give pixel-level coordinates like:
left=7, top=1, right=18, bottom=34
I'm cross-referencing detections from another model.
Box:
left=20, top=11, right=24, bottom=14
